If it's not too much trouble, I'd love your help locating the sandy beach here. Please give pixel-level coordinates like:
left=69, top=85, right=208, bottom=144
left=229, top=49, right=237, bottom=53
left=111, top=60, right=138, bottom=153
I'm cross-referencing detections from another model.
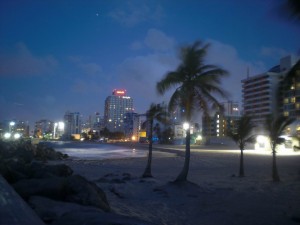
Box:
left=57, top=143, right=300, bottom=225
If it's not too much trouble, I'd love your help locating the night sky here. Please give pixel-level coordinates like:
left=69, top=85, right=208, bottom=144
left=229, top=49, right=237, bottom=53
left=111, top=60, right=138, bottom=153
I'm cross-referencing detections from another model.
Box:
left=0, top=0, right=299, bottom=128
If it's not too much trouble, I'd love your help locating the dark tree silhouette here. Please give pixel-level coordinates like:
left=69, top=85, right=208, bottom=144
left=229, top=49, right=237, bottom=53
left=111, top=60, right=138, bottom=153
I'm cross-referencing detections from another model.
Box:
left=156, top=40, right=229, bottom=183
left=265, top=116, right=295, bottom=182
left=229, top=115, right=256, bottom=177
left=142, top=103, right=168, bottom=178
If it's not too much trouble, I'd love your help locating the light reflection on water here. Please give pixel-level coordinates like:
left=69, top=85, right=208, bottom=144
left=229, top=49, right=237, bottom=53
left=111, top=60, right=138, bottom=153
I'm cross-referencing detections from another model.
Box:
left=45, top=141, right=146, bottom=160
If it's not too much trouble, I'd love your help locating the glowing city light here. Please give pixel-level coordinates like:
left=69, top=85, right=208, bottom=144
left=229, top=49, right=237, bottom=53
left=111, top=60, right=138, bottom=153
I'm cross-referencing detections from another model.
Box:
left=4, top=132, right=11, bottom=139
left=183, top=122, right=190, bottom=130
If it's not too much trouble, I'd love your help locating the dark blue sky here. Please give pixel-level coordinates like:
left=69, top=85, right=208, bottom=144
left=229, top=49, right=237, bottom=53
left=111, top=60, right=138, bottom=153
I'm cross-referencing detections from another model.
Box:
left=0, top=0, right=299, bottom=127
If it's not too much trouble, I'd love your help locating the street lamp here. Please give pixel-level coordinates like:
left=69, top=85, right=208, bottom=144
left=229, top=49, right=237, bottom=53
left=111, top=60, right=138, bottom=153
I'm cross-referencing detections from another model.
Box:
left=53, top=123, right=58, bottom=139
left=4, top=132, right=11, bottom=139
left=183, top=122, right=190, bottom=130
left=9, top=121, right=15, bottom=133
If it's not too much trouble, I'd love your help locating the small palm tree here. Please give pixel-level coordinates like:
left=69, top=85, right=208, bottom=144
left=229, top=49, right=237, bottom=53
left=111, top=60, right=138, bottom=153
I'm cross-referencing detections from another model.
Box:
left=156, top=40, right=229, bottom=183
left=229, top=115, right=256, bottom=177
left=142, top=103, right=168, bottom=178
left=265, top=115, right=295, bottom=182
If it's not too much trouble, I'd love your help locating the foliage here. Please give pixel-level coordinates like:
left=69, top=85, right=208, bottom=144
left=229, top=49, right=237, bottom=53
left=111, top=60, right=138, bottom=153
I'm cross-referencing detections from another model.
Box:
left=160, top=127, right=174, bottom=144
left=142, top=103, right=169, bottom=178
left=264, top=115, right=295, bottom=182
left=156, top=40, right=229, bottom=182
left=265, top=116, right=295, bottom=150
left=229, top=115, right=256, bottom=150
left=228, top=115, right=256, bottom=177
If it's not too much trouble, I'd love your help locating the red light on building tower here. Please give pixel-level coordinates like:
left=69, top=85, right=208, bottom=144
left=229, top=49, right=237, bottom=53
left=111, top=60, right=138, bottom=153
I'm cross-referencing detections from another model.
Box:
left=113, top=89, right=126, bottom=96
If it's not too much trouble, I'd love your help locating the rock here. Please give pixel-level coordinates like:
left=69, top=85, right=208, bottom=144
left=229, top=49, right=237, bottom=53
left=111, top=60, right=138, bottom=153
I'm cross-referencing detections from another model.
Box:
left=28, top=196, right=103, bottom=223
left=12, top=177, right=66, bottom=201
left=51, top=210, right=155, bottom=225
left=26, top=162, right=73, bottom=179
left=0, top=159, right=28, bottom=183
left=13, top=175, right=110, bottom=212
left=63, top=175, right=110, bottom=212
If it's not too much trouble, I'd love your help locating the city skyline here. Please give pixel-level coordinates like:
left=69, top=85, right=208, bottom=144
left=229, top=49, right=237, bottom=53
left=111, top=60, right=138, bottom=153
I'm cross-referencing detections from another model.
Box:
left=0, top=0, right=299, bottom=126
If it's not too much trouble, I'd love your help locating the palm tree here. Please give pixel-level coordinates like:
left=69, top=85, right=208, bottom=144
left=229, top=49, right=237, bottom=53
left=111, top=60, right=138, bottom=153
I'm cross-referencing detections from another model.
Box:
left=280, top=0, right=300, bottom=23
left=142, top=103, right=168, bottom=178
left=265, top=115, right=295, bottom=182
left=156, top=40, right=229, bottom=183
left=228, top=115, right=256, bottom=177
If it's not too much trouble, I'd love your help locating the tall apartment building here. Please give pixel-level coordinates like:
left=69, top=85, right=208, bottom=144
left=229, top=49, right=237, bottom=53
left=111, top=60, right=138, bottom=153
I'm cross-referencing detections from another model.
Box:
left=242, top=55, right=298, bottom=127
left=123, top=112, right=140, bottom=140
left=64, top=111, right=82, bottom=138
left=282, top=60, right=300, bottom=119
left=104, top=89, right=134, bottom=132
left=34, top=119, right=53, bottom=138
left=202, top=101, right=241, bottom=137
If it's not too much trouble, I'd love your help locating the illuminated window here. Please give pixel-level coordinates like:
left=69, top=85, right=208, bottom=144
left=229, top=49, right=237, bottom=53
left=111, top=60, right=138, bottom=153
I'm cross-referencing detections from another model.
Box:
left=296, top=103, right=300, bottom=109
left=284, top=111, right=289, bottom=116
left=284, top=98, right=289, bottom=104
left=291, top=97, right=296, bottom=103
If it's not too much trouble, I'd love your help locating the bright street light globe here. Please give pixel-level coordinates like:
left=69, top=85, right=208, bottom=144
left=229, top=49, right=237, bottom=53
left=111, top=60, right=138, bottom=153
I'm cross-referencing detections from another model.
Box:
left=4, top=132, right=11, bottom=139
left=14, top=133, right=21, bottom=139
left=183, top=122, right=190, bottom=130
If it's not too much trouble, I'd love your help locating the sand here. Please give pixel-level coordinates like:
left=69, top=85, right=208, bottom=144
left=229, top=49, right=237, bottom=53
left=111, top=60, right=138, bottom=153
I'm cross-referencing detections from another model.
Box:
left=60, top=144, right=300, bottom=225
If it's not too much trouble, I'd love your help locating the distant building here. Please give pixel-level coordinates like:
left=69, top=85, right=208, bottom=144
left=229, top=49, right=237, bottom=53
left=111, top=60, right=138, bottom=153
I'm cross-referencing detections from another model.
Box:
left=104, top=89, right=134, bottom=132
left=123, top=112, right=140, bottom=140
left=34, top=119, right=53, bottom=138
left=281, top=60, right=300, bottom=120
left=0, top=120, right=30, bottom=138
left=202, top=101, right=241, bottom=138
left=82, top=112, right=104, bottom=134
left=242, top=55, right=299, bottom=127
left=64, top=111, right=82, bottom=138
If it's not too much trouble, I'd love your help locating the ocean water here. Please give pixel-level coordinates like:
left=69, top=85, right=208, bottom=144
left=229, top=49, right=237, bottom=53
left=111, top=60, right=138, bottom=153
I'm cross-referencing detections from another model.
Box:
left=45, top=141, right=147, bottom=160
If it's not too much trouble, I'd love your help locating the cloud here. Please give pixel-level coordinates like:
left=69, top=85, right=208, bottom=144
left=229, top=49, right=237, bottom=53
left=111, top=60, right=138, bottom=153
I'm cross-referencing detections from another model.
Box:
left=260, top=46, right=289, bottom=59
left=114, top=52, right=178, bottom=113
left=109, top=1, right=164, bottom=27
left=206, top=39, right=267, bottom=104
left=130, top=41, right=143, bottom=50
left=79, top=63, right=102, bottom=76
left=68, top=56, right=102, bottom=77
left=145, top=29, right=175, bottom=52
left=71, top=79, right=102, bottom=94
left=0, top=42, right=58, bottom=77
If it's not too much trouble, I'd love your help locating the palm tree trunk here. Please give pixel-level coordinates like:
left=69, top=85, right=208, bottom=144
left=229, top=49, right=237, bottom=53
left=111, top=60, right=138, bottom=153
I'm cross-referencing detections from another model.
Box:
left=239, top=147, right=244, bottom=177
left=142, top=121, right=153, bottom=178
left=174, top=129, right=191, bottom=183
left=272, top=146, right=280, bottom=182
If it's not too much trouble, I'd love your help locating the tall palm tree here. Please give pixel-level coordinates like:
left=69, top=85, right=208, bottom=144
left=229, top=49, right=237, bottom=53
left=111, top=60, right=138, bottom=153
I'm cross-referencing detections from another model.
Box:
left=156, top=40, right=229, bottom=183
left=228, top=115, right=256, bottom=177
left=142, top=103, right=168, bottom=178
left=280, top=0, right=300, bottom=23
left=265, top=115, right=295, bottom=182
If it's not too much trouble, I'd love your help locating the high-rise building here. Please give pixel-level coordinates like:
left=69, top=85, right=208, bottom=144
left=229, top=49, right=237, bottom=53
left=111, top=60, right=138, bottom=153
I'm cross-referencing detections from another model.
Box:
left=34, top=119, right=53, bottom=138
left=64, top=111, right=82, bottom=138
left=242, top=55, right=298, bottom=126
left=123, top=112, right=140, bottom=140
left=202, top=101, right=241, bottom=138
left=282, top=60, right=300, bottom=120
left=104, top=89, right=134, bottom=132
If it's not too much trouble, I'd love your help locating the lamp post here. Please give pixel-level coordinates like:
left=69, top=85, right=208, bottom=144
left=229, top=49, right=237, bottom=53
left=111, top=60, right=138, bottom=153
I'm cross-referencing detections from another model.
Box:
left=9, top=121, right=15, bottom=133
left=53, top=123, right=58, bottom=139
